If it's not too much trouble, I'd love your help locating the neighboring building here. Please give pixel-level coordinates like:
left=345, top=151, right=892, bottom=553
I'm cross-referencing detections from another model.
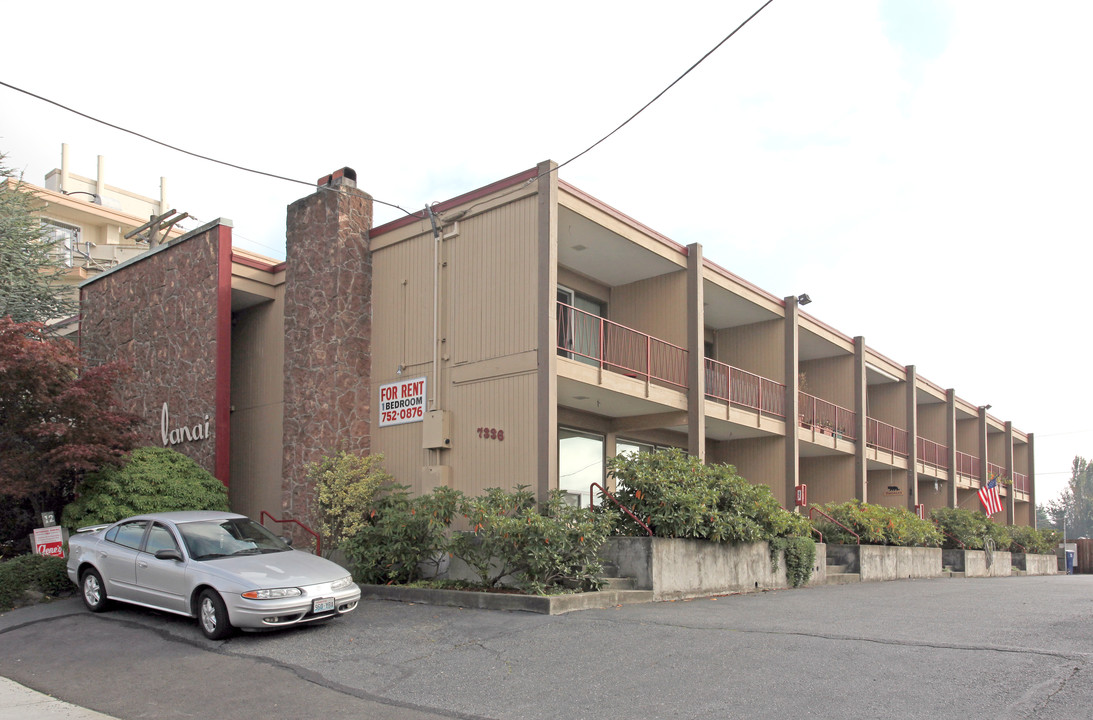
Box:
left=19, top=144, right=186, bottom=333
left=78, top=163, right=1035, bottom=527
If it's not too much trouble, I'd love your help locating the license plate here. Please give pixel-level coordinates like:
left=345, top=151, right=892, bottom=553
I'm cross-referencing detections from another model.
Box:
left=313, top=597, right=335, bottom=613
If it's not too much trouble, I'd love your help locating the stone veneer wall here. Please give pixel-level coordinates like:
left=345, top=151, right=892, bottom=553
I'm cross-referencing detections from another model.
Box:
left=79, top=222, right=232, bottom=481
left=282, top=181, right=374, bottom=518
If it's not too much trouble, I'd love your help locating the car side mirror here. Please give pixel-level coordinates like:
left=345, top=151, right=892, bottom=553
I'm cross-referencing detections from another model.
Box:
left=155, top=548, right=183, bottom=562
left=280, top=536, right=293, bottom=547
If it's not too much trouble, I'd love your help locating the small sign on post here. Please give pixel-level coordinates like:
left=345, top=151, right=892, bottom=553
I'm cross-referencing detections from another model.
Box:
left=914, top=504, right=925, bottom=520
left=33, top=526, right=65, bottom=558
left=795, top=484, right=807, bottom=507
left=41, top=511, right=56, bottom=527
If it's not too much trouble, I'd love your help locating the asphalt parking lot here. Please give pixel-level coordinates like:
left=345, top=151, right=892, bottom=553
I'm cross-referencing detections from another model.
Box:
left=2, top=575, right=1091, bottom=720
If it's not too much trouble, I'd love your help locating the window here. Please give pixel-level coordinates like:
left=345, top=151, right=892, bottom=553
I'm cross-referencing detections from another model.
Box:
left=557, top=286, right=604, bottom=366
left=558, top=428, right=604, bottom=507
left=41, top=220, right=81, bottom=268
left=145, top=523, right=180, bottom=555
left=110, top=520, right=149, bottom=550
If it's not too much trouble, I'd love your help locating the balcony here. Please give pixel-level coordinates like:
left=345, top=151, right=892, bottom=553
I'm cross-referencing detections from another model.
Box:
left=916, top=437, right=949, bottom=471
left=955, top=451, right=980, bottom=479
left=557, top=302, right=687, bottom=389
left=866, top=418, right=908, bottom=457
left=704, top=358, right=785, bottom=418
left=799, top=392, right=855, bottom=439
left=1013, top=472, right=1029, bottom=493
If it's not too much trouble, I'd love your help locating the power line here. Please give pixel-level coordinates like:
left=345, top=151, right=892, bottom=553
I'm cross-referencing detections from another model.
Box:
left=0, top=79, right=424, bottom=219
left=2, top=0, right=774, bottom=224
left=444, top=0, right=776, bottom=221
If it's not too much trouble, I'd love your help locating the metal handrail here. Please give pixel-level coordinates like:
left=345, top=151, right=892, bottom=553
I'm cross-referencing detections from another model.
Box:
left=260, top=511, right=322, bottom=556
left=589, top=482, right=653, bottom=537
left=934, top=522, right=965, bottom=550
left=810, top=526, right=824, bottom=544
left=808, top=507, right=860, bottom=545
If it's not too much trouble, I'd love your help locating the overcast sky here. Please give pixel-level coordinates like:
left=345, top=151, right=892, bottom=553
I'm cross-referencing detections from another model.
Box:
left=3, top=1, right=1090, bottom=508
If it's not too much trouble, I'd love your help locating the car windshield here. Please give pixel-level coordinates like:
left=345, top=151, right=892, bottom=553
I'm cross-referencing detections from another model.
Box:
left=177, top=518, right=291, bottom=560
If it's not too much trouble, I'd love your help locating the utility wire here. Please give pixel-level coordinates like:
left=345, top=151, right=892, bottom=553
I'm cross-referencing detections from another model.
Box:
left=447, top=0, right=775, bottom=220
left=2, top=0, right=773, bottom=223
left=0, top=79, right=424, bottom=218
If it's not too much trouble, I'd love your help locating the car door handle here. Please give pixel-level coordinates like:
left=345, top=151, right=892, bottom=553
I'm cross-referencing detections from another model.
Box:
left=138, top=561, right=148, bottom=568
left=99, top=551, right=108, bottom=559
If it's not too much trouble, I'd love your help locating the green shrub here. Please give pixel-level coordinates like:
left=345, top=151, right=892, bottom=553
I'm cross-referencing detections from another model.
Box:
left=605, top=449, right=814, bottom=586
left=1006, top=524, right=1059, bottom=554
left=342, top=484, right=462, bottom=585
left=61, top=447, right=228, bottom=529
left=606, top=448, right=809, bottom=543
left=453, top=487, right=614, bottom=593
left=0, top=554, right=70, bottom=610
left=814, top=501, right=942, bottom=547
left=306, top=451, right=391, bottom=558
left=930, top=507, right=1008, bottom=550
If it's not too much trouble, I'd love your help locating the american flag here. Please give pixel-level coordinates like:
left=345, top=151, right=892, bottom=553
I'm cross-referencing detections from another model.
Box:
left=978, top=477, right=1004, bottom=516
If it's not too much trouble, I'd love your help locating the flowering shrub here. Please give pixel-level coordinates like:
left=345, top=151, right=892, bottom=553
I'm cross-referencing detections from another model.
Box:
left=452, top=487, right=613, bottom=593
left=813, top=500, right=942, bottom=547
left=342, top=483, right=460, bottom=584
left=1006, top=524, right=1060, bottom=554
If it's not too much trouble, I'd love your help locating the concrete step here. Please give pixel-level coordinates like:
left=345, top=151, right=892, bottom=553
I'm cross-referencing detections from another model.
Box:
left=599, top=562, right=620, bottom=578
left=614, top=590, right=655, bottom=605
left=825, top=572, right=861, bottom=585
left=598, top=576, right=637, bottom=591
left=939, top=570, right=966, bottom=578
left=826, top=563, right=852, bottom=575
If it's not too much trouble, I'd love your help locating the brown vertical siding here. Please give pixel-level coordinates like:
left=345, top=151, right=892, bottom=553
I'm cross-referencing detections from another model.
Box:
left=720, top=437, right=785, bottom=505
left=230, top=295, right=284, bottom=519
left=800, top=356, right=854, bottom=409
left=867, top=383, right=906, bottom=427
left=801, top=456, right=856, bottom=507
left=611, top=271, right=687, bottom=346
left=917, top=403, right=946, bottom=442
left=716, top=320, right=784, bottom=382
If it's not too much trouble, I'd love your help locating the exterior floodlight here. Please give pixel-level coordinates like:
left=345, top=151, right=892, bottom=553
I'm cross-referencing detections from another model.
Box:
left=797, top=294, right=812, bottom=306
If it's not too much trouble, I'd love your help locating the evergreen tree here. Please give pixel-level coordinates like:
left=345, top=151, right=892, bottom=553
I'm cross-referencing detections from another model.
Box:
left=0, top=152, right=76, bottom=324
left=1046, top=457, right=1093, bottom=538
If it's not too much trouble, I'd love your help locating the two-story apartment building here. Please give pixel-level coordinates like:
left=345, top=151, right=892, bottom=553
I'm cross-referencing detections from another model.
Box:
left=79, top=162, right=1034, bottom=527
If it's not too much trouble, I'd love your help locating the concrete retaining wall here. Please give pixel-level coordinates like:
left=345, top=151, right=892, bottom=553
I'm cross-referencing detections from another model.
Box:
left=1012, top=553, right=1058, bottom=575
left=602, top=537, right=825, bottom=601
left=942, top=549, right=1013, bottom=577
left=829, top=544, right=942, bottom=581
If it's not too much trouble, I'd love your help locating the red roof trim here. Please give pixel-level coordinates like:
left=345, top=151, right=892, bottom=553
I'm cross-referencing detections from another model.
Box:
left=232, top=253, right=286, bottom=273
left=371, top=167, right=540, bottom=238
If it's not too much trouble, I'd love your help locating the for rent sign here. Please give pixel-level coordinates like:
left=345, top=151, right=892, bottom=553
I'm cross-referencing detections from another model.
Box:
left=379, top=377, right=427, bottom=427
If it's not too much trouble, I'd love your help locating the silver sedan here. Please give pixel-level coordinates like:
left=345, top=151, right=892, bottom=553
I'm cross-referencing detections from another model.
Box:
left=66, top=511, right=360, bottom=639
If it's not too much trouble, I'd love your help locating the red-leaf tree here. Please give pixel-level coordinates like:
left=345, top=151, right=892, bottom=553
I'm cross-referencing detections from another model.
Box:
left=0, top=317, right=139, bottom=525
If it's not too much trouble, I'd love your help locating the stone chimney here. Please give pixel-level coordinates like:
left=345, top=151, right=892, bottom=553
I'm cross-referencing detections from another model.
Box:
left=281, top=168, right=374, bottom=518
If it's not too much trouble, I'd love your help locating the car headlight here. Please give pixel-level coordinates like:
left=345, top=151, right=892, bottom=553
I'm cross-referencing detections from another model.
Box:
left=330, top=575, right=354, bottom=591
left=241, top=587, right=303, bottom=600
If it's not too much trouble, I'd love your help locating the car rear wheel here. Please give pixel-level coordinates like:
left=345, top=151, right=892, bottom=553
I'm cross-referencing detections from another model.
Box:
left=80, top=569, right=109, bottom=612
left=197, top=589, right=234, bottom=640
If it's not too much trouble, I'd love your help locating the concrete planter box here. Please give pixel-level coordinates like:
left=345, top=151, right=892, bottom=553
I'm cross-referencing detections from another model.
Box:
left=828, top=544, right=942, bottom=581
left=1011, top=553, right=1058, bottom=575
left=601, top=536, right=825, bottom=601
left=942, top=548, right=1012, bottom=577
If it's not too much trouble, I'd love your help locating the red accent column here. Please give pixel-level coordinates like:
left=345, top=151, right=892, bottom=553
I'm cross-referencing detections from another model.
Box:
left=215, top=224, right=232, bottom=487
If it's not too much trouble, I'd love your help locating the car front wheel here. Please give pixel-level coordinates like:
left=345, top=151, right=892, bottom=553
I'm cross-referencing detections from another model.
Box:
left=197, top=589, right=234, bottom=640
left=81, top=568, right=109, bottom=612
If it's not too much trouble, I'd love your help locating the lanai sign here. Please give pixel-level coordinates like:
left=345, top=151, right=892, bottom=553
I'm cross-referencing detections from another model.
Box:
left=161, top=402, right=211, bottom=446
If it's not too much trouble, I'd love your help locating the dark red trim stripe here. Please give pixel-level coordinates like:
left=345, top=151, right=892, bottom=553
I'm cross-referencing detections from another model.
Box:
left=371, top=167, right=539, bottom=238
left=215, top=224, right=232, bottom=488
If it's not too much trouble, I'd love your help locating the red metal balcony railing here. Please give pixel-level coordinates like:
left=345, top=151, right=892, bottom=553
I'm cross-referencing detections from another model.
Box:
left=916, top=437, right=949, bottom=471
left=799, top=392, right=856, bottom=440
left=866, top=417, right=909, bottom=456
left=955, top=451, right=980, bottom=478
left=557, top=302, right=687, bottom=389
left=704, top=358, right=786, bottom=418
left=987, top=462, right=1007, bottom=482
left=1013, top=472, right=1029, bottom=493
